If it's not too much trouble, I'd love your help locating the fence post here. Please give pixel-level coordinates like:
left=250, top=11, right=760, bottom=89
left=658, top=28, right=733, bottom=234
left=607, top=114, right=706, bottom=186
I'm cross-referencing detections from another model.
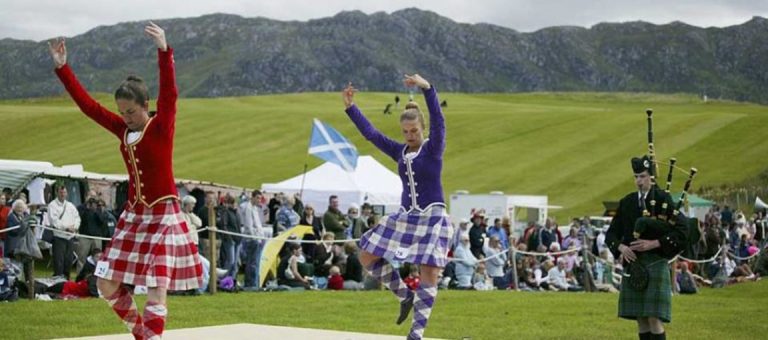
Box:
left=208, top=204, right=218, bottom=294
left=28, top=260, right=34, bottom=300
left=510, top=248, right=519, bottom=291
left=580, top=234, right=595, bottom=292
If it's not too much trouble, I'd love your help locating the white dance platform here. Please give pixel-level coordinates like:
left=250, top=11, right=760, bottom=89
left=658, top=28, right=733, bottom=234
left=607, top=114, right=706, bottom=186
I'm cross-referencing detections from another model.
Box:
left=58, top=323, right=446, bottom=340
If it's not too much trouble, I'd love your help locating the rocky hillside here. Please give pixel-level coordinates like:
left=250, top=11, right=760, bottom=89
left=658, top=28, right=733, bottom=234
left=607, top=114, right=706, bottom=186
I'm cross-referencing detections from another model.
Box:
left=1, top=8, right=767, bottom=102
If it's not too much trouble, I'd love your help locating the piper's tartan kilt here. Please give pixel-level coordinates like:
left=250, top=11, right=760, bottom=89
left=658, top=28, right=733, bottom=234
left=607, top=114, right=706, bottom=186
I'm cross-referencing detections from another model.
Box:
left=619, top=252, right=672, bottom=323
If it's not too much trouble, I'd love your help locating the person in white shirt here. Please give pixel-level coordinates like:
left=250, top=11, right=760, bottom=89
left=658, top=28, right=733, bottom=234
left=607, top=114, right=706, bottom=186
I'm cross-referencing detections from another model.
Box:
left=548, top=258, right=570, bottom=290
left=47, top=185, right=81, bottom=279
left=179, top=195, right=210, bottom=293
left=453, top=235, right=478, bottom=289
left=239, top=190, right=266, bottom=289
left=180, top=196, right=202, bottom=246
left=483, top=236, right=508, bottom=289
left=548, top=257, right=583, bottom=291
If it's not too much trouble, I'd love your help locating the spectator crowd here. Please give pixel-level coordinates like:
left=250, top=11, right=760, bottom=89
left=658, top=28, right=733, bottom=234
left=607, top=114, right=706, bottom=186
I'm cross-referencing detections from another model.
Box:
left=1, top=186, right=765, bottom=301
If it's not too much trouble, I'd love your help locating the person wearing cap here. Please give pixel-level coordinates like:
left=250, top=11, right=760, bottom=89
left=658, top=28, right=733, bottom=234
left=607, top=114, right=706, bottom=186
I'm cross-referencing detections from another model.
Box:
left=606, top=155, right=688, bottom=340
left=469, top=212, right=486, bottom=258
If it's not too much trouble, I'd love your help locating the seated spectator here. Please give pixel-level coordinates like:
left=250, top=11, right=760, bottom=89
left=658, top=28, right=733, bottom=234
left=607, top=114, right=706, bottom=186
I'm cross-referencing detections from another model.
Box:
left=312, top=232, right=337, bottom=289
left=547, top=258, right=582, bottom=291
left=328, top=265, right=344, bottom=290
left=737, top=234, right=751, bottom=260
left=518, top=256, right=537, bottom=290
left=729, top=261, right=758, bottom=283
left=277, top=243, right=311, bottom=289
left=403, top=265, right=421, bottom=291
left=342, top=242, right=364, bottom=290
left=300, top=204, right=323, bottom=262
left=60, top=248, right=103, bottom=298
left=0, top=258, right=15, bottom=301
left=534, top=260, right=552, bottom=290
left=473, top=261, right=492, bottom=291
left=483, top=236, right=508, bottom=289
left=453, top=234, right=478, bottom=289
left=563, top=246, right=580, bottom=273
left=676, top=261, right=699, bottom=294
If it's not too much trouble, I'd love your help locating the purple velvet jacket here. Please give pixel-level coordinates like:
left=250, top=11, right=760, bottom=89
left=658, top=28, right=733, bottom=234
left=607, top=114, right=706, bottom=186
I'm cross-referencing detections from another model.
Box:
left=345, top=86, right=446, bottom=212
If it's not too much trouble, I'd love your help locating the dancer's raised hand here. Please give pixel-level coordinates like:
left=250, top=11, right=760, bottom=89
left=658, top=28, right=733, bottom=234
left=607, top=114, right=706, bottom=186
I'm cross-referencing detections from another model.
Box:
left=47, top=37, right=67, bottom=68
left=403, top=74, right=430, bottom=90
left=342, top=82, right=356, bottom=108
left=144, top=21, right=167, bottom=51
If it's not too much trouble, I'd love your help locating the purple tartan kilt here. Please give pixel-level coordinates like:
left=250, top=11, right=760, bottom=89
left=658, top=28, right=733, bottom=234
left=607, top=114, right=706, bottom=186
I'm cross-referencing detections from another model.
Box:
left=359, top=205, right=453, bottom=267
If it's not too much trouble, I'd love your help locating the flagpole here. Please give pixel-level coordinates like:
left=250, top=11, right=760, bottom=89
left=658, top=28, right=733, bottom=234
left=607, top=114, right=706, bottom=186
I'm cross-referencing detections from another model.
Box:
left=300, top=132, right=311, bottom=199
left=299, top=162, right=308, bottom=199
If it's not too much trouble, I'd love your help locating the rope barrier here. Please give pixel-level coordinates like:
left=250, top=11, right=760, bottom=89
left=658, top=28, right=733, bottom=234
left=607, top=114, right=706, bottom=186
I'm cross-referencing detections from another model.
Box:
left=672, top=246, right=724, bottom=264
left=726, top=248, right=762, bottom=261
left=0, top=225, right=21, bottom=234
left=513, top=247, right=582, bottom=257
left=211, top=228, right=362, bottom=244
left=38, top=225, right=112, bottom=241
left=447, top=247, right=509, bottom=264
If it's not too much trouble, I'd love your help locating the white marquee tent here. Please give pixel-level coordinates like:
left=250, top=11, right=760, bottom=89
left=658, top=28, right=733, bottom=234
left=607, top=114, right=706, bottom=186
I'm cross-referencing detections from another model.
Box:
left=261, top=155, right=402, bottom=213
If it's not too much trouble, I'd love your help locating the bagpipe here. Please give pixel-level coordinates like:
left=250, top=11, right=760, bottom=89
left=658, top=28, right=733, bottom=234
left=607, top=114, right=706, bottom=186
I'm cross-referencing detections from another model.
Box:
left=633, top=109, right=699, bottom=248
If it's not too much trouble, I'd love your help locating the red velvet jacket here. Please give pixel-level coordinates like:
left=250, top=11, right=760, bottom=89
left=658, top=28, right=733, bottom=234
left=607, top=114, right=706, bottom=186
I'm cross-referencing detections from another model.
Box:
left=55, top=48, right=179, bottom=208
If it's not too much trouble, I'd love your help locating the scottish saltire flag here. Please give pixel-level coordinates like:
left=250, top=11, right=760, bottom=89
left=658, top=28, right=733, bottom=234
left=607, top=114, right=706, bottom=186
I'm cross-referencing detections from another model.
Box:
left=308, top=118, right=358, bottom=171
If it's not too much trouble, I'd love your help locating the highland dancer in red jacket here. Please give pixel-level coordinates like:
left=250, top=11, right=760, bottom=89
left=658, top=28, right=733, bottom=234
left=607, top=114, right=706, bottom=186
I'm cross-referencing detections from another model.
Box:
left=48, top=23, right=202, bottom=340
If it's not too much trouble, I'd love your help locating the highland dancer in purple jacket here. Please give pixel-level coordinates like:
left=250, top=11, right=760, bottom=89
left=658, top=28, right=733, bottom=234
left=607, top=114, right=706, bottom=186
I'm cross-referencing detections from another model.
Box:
left=343, top=74, right=453, bottom=340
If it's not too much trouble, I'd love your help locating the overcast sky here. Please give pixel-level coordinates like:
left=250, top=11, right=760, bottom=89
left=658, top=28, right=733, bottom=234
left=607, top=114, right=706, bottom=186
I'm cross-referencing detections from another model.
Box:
left=2, top=0, right=767, bottom=41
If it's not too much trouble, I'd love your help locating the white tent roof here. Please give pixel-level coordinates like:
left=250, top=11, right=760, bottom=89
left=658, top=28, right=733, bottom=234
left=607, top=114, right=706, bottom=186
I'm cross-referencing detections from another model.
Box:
left=0, top=159, right=128, bottom=193
left=261, top=155, right=402, bottom=213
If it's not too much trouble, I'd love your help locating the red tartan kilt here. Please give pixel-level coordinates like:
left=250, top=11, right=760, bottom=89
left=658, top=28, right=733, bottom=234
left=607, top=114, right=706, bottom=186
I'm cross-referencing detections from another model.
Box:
left=97, top=199, right=202, bottom=290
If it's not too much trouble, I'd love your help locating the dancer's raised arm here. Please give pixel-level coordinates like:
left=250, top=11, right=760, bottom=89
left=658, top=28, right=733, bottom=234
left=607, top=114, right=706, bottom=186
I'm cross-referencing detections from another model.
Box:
left=49, top=37, right=124, bottom=137
left=145, top=22, right=177, bottom=134
left=343, top=83, right=402, bottom=161
left=404, top=74, right=444, bottom=156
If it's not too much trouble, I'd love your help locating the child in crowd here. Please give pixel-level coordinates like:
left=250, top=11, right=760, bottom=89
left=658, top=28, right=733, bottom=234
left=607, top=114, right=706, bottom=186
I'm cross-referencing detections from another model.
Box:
left=328, top=266, right=344, bottom=290
left=403, top=265, right=421, bottom=291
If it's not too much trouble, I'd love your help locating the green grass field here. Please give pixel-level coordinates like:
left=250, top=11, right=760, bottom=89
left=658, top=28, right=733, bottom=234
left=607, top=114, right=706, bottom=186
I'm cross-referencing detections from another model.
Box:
left=1, top=91, right=766, bottom=218
left=1, top=280, right=765, bottom=339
